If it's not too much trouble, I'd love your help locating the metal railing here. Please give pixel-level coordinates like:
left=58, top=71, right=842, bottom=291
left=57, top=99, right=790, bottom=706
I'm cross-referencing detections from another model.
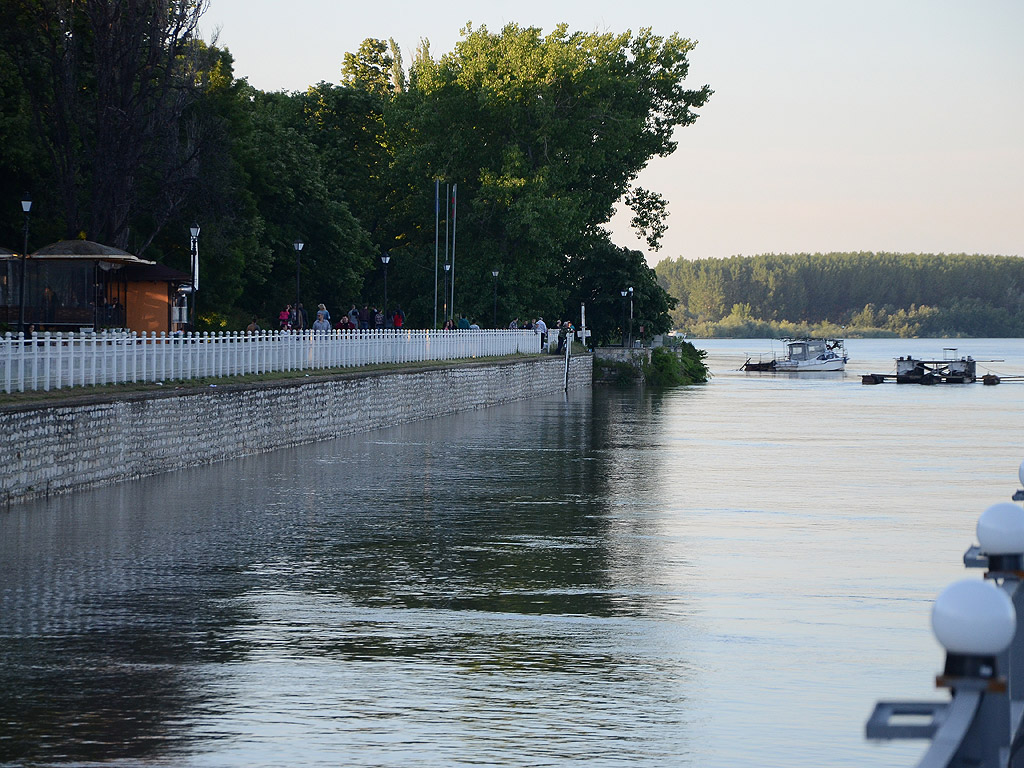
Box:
left=0, top=329, right=542, bottom=393
left=866, top=462, right=1024, bottom=767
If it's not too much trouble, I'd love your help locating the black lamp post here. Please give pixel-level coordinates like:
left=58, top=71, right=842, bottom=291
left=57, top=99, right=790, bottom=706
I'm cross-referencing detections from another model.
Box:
left=491, top=269, right=499, bottom=328
left=189, top=223, right=200, bottom=328
left=18, top=193, right=31, bottom=334
left=620, top=289, right=628, bottom=347
left=293, top=239, right=303, bottom=329
left=443, top=262, right=451, bottom=324
left=381, top=252, right=390, bottom=325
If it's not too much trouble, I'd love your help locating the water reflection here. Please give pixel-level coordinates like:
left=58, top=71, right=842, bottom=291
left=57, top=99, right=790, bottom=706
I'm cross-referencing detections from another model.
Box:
left=10, top=352, right=1001, bottom=767
left=1, top=388, right=702, bottom=766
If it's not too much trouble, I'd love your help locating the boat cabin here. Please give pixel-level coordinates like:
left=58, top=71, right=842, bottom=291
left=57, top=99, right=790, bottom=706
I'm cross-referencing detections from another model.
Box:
left=786, top=339, right=827, bottom=361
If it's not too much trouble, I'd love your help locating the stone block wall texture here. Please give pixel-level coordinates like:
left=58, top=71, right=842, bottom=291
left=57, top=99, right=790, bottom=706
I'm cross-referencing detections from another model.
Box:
left=592, top=347, right=652, bottom=365
left=1, top=355, right=592, bottom=504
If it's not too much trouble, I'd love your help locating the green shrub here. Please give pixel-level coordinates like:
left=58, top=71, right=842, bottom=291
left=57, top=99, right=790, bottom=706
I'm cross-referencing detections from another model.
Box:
left=643, top=344, right=710, bottom=386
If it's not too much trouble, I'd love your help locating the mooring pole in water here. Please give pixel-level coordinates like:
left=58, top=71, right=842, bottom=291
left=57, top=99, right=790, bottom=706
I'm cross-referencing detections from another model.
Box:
left=866, top=461, right=1024, bottom=767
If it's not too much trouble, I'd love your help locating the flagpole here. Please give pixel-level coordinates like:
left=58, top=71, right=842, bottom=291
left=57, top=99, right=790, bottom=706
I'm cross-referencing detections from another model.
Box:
left=433, top=179, right=439, bottom=328
left=444, top=182, right=450, bottom=322
left=451, top=183, right=457, bottom=322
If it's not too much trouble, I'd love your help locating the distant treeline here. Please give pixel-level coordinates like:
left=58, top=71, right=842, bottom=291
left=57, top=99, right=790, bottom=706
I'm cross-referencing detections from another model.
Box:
left=654, top=253, right=1024, bottom=337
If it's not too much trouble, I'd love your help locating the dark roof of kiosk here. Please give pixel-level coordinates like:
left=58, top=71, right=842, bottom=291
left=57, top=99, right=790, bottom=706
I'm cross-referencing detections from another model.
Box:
left=30, top=239, right=155, bottom=264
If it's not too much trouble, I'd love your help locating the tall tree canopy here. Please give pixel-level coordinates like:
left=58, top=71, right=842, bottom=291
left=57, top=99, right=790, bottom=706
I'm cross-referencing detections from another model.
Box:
left=0, top=16, right=710, bottom=332
left=385, top=23, right=710, bottom=325
left=0, top=0, right=215, bottom=249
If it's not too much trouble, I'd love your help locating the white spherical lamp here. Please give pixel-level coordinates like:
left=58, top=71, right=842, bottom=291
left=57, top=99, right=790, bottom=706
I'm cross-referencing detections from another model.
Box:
left=1018, top=459, right=1024, bottom=489
left=977, top=502, right=1024, bottom=555
left=931, top=579, right=1016, bottom=656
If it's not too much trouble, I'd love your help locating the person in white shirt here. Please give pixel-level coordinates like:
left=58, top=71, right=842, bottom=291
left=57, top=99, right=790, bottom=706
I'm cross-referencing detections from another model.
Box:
left=534, top=317, right=548, bottom=351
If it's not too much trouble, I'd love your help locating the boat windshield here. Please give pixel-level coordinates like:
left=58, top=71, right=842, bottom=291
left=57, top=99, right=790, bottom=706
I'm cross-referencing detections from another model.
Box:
left=788, top=340, right=829, bottom=360
left=787, top=342, right=808, bottom=360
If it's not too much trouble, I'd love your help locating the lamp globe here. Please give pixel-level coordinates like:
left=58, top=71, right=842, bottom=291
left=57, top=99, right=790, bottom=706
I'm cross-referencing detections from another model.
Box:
left=977, top=502, right=1024, bottom=556
left=931, top=579, right=1015, bottom=656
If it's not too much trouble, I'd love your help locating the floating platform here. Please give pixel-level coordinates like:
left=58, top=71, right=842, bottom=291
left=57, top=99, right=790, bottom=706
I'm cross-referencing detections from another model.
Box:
left=862, top=349, right=1022, bottom=385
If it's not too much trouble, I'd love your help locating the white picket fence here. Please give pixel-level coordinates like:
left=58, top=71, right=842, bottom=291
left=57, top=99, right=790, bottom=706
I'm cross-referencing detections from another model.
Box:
left=0, top=329, right=541, bottom=394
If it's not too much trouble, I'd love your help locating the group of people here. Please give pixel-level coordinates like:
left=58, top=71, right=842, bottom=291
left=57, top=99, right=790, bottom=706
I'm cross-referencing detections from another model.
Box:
left=264, top=303, right=574, bottom=351
left=506, top=316, right=576, bottom=352
left=441, top=315, right=482, bottom=330
left=276, top=302, right=406, bottom=332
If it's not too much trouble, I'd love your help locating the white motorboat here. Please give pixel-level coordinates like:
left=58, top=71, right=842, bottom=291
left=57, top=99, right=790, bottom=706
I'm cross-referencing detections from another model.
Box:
left=743, top=338, right=848, bottom=372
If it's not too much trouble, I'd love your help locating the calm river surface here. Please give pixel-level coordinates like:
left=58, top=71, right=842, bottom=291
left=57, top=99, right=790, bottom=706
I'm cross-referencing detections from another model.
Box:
left=3, top=338, right=1024, bottom=767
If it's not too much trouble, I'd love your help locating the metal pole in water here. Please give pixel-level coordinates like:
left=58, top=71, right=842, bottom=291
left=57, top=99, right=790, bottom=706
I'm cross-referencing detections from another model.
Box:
left=563, top=330, right=571, bottom=392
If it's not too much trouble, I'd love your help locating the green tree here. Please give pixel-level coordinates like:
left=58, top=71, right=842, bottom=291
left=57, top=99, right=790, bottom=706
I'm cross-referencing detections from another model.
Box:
left=562, top=236, right=674, bottom=344
left=0, top=0, right=215, bottom=248
left=386, top=22, right=711, bottom=323
left=235, top=90, right=373, bottom=318
left=625, top=187, right=670, bottom=251
left=0, top=38, right=59, bottom=247
left=342, top=38, right=396, bottom=97
left=141, top=46, right=268, bottom=319
left=1, top=18, right=714, bottom=330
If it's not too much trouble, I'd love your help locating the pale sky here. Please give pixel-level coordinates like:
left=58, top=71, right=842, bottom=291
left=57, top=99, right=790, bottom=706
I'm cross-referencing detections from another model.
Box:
left=204, top=0, right=1023, bottom=264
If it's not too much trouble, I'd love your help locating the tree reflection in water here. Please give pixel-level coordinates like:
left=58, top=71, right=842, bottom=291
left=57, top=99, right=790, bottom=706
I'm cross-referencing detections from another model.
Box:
left=0, top=388, right=693, bottom=765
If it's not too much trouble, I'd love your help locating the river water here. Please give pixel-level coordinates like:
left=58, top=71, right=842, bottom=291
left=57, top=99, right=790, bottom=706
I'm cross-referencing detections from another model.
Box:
left=2, top=338, right=1023, bottom=767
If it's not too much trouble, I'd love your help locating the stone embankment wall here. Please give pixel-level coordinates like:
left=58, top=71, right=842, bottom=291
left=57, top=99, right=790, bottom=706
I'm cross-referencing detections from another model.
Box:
left=1, top=355, right=592, bottom=505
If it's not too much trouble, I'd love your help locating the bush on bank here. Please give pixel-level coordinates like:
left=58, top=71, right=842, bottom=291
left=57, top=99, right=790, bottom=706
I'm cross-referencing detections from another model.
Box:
left=643, top=343, right=710, bottom=386
left=594, top=342, right=710, bottom=387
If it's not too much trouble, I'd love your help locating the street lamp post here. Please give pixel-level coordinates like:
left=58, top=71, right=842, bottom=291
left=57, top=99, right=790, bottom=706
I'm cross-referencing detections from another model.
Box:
left=293, top=239, right=303, bottom=329
left=620, top=290, right=628, bottom=347
left=443, top=262, right=451, bottom=324
left=381, top=252, right=390, bottom=325
left=491, top=269, right=499, bottom=328
left=18, top=193, right=31, bottom=334
left=189, top=223, right=200, bottom=329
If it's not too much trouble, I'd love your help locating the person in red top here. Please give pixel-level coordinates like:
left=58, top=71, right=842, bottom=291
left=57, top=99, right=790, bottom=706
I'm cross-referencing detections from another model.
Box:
left=392, top=305, right=405, bottom=328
